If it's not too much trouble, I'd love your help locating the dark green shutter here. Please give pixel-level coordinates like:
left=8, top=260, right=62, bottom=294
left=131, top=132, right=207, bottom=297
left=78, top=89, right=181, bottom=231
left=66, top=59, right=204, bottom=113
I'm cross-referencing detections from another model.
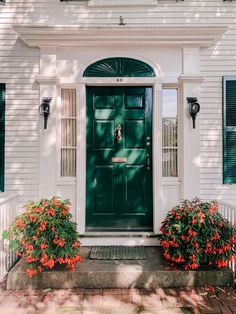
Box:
left=223, top=76, right=236, bottom=184
left=0, top=84, right=5, bottom=191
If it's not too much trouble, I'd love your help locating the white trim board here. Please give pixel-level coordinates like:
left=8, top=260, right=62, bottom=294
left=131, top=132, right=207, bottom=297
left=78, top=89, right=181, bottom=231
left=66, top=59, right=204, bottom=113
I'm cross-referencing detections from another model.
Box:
left=14, top=26, right=227, bottom=48
left=80, top=237, right=160, bottom=246
left=75, top=79, right=162, bottom=235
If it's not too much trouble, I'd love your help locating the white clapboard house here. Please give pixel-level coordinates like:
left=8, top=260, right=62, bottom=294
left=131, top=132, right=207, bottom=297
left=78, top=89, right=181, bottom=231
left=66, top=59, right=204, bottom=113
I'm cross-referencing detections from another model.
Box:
left=0, top=0, right=236, bottom=245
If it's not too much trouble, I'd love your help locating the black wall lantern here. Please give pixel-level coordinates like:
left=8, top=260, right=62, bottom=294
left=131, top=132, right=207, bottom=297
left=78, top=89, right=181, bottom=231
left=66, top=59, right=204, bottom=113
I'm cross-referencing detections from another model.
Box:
left=39, top=97, right=52, bottom=130
left=187, top=97, right=200, bottom=129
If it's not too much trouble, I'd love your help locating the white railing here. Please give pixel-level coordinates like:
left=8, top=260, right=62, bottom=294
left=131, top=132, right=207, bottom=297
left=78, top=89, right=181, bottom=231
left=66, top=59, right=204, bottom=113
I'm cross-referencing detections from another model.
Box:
left=219, top=201, right=236, bottom=277
left=0, top=194, right=19, bottom=281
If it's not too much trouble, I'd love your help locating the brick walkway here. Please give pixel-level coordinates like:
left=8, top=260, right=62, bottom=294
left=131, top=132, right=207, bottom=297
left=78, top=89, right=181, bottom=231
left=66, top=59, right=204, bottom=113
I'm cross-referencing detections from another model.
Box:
left=0, top=279, right=236, bottom=314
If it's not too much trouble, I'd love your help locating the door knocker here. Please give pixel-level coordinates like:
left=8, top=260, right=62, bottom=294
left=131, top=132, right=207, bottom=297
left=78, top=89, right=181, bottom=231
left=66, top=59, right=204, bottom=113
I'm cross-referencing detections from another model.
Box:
left=116, top=124, right=122, bottom=142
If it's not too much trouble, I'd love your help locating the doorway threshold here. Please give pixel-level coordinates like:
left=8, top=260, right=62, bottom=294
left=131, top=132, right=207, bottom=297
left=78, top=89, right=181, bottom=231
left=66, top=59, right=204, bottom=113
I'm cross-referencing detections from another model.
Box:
left=80, top=232, right=160, bottom=246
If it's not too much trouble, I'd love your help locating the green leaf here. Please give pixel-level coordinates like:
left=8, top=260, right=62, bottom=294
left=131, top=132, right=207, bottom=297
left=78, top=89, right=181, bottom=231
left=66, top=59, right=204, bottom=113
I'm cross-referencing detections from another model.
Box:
left=9, top=240, right=19, bottom=251
left=2, top=230, right=9, bottom=239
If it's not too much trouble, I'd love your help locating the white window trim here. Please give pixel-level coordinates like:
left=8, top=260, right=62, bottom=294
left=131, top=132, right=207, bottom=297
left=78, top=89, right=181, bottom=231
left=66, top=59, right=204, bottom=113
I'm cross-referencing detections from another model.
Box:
left=57, top=86, right=77, bottom=185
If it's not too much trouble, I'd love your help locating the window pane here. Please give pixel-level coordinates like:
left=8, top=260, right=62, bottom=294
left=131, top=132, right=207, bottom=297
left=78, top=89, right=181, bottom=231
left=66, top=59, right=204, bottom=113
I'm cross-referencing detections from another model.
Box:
left=61, top=119, right=76, bottom=147
left=162, top=88, right=178, bottom=177
left=162, top=89, right=178, bottom=118
left=162, top=148, right=178, bottom=177
left=61, top=89, right=76, bottom=177
left=162, top=118, right=178, bottom=148
left=61, top=149, right=76, bottom=177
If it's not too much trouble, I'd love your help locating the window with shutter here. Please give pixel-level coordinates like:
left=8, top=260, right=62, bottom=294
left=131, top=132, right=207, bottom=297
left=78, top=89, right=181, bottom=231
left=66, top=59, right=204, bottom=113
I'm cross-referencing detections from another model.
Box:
left=0, top=84, right=5, bottom=192
left=223, top=76, right=236, bottom=184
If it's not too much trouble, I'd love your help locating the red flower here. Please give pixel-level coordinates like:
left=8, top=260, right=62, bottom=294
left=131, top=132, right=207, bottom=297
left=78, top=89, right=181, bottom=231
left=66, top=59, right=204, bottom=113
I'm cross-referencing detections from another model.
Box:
left=188, top=263, right=198, bottom=270
left=40, top=243, right=48, bottom=249
left=208, top=203, right=219, bottom=214
left=198, top=211, right=205, bottom=223
left=163, top=251, right=171, bottom=260
left=211, top=232, right=220, bottom=241
left=216, top=260, right=228, bottom=268
left=161, top=240, right=170, bottom=248
left=72, top=241, right=80, bottom=248
left=188, top=229, right=197, bottom=237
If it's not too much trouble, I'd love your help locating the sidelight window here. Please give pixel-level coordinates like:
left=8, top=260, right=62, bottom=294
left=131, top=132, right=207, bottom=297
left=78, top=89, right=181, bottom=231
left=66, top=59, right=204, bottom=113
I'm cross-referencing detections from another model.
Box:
left=61, top=89, right=77, bottom=177
left=162, top=89, right=178, bottom=177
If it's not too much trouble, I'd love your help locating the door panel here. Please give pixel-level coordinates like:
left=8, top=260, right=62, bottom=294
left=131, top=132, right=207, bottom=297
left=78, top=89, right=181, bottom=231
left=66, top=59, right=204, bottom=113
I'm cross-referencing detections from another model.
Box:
left=94, top=165, right=114, bottom=214
left=86, top=86, right=153, bottom=230
left=125, top=165, right=146, bottom=214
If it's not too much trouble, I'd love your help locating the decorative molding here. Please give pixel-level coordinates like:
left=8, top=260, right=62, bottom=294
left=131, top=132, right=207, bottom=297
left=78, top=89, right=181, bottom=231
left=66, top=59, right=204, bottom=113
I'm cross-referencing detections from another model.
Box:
left=14, top=25, right=227, bottom=48
left=178, top=75, right=204, bottom=84
left=35, top=75, right=60, bottom=84
left=87, top=0, right=158, bottom=7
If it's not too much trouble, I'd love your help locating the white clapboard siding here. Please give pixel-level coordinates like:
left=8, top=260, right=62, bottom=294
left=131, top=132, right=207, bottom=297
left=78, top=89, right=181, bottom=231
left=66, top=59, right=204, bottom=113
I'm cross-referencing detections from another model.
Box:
left=0, top=0, right=236, bottom=208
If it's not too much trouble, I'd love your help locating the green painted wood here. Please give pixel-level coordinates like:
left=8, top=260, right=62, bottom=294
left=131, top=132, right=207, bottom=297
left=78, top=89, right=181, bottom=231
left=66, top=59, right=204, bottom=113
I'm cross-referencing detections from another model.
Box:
left=0, top=84, right=5, bottom=192
left=83, top=58, right=155, bottom=77
left=223, top=76, right=236, bottom=184
left=86, top=86, right=153, bottom=230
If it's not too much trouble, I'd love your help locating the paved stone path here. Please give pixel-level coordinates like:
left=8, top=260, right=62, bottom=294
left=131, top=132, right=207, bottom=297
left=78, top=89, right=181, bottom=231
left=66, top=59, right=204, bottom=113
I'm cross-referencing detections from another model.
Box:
left=0, top=279, right=236, bottom=314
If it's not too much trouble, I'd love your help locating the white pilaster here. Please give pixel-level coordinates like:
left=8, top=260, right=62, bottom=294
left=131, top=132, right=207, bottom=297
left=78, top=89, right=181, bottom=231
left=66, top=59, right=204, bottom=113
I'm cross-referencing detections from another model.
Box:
left=76, top=83, right=86, bottom=234
left=179, top=47, right=203, bottom=200
left=37, top=47, right=59, bottom=198
left=153, top=82, right=162, bottom=233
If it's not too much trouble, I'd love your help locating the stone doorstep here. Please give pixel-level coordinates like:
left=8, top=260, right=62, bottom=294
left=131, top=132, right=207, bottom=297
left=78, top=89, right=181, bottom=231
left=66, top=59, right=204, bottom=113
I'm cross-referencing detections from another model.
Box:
left=6, top=247, right=234, bottom=290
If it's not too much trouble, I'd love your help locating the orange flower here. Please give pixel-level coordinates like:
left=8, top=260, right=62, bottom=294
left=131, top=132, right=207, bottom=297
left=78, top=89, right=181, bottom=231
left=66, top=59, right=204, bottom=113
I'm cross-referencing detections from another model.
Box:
left=15, top=218, right=26, bottom=229
left=38, top=266, right=43, bottom=272
left=25, top=255, right=38, bottom=263
left=39, top=221, right=47, bottom=231
left=29, top=215, right=37, bottom=223
left=24, top=242, right=34, bottom=251
left=26, top=268, right=37, bottom=278
left=166, top=229, right=172, bottom=236
left=53, top=238, right=65, bottom=247
left=198, top=211, right=205, bottom=224
left=44, top=257, right=55, bottom=269
left=40, top=252, right=48, bottom=264
left=57, top=257, right=65, bottom=264
left=46, top=207, right=56, bottom=216
left=32, top=207, right=44, bottom=214
left=208, top=203, right=219, bottom=214
left=72, top=241, right=80, bottom=248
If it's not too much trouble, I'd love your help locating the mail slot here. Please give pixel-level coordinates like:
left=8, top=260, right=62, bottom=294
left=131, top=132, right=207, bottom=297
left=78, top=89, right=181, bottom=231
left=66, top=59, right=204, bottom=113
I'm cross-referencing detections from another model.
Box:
left=112, top=157, right=127, bottom=163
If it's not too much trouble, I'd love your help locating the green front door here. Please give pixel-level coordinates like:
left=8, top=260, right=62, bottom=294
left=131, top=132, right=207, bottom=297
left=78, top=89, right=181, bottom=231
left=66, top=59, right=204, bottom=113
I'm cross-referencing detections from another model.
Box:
left=86, top=86, right=153, bottom=230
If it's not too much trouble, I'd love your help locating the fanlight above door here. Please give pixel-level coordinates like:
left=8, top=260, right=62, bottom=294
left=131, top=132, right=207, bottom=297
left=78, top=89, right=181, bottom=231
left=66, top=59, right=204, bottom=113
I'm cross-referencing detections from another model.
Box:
left=83, top=57, right=155, bottom=77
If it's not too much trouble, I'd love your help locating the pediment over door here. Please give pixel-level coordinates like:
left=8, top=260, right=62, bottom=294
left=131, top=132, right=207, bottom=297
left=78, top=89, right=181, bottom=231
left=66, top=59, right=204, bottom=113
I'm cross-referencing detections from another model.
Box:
left=14, top=25, right=227, bottom=48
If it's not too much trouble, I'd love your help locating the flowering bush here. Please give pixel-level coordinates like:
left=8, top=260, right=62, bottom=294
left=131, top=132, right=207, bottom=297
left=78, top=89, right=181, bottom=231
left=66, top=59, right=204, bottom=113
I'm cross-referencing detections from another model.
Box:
left=2, top=197, right=81, bottom=278
left=160, top=198, right=236, bottom=270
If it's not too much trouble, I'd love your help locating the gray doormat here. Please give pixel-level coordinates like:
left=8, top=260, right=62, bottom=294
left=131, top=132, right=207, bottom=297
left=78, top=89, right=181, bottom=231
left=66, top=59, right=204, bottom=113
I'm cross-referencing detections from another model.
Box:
left=89, top=246, right=146, bottom=260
